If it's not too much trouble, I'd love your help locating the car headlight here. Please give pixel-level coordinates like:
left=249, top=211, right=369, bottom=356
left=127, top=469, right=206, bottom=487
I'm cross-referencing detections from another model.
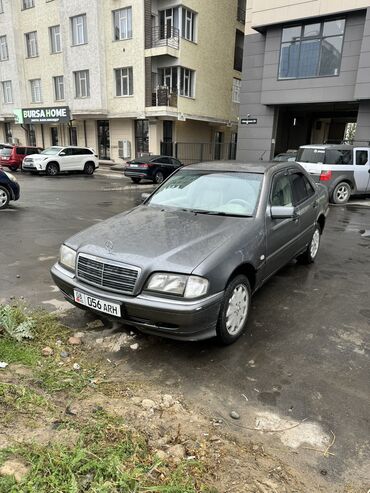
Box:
left=3, top=171, right=17, bottom=183
left=59, top=245, right=76, bottom=271
left=146, top=273, right=209, bottom=298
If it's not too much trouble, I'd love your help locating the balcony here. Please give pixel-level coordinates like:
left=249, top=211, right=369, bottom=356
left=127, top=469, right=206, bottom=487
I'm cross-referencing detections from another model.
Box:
left=145, top=26, right=180, bottom=58
left=152, top=86, right=178, bottom=107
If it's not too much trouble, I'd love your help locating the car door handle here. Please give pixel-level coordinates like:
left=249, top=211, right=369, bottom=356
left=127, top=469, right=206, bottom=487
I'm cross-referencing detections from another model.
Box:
left=313, top=200, right=319, bottom=209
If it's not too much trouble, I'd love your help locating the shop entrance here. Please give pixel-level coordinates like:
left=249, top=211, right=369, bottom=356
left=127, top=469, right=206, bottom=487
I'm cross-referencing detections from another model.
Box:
left=97, top=120, right=110, bottom=160
left=274, top=102, right=359, bottom=156
left=135, top=119, right=149, bottom=156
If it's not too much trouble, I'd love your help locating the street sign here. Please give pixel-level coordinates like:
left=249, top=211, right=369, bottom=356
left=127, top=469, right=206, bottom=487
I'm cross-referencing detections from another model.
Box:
left=241, top=118, right=258, bottom=125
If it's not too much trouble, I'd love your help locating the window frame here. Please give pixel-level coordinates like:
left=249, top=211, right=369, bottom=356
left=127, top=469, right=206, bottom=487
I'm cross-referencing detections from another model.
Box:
left=278, top=18, right=346, bottom=80
left=53, top=75, right=64, bottom=101
left=74, top=69, right=90, bottom=98
left=30, top=78, right=42, bottom=103
left=290, top=172, right=315, bottom=206
left=179, top=67, right=195, bottom=98
left=22, top=0, right=34, bottom=9
left=232, top=78, right=241, bottom=103
left=181, top=7, right=196, bottom=42
left=0, top=35, right=8, bottom=61
left=270, top=172, right=294, bottom=207
left=25, top=31, right=39, bottom=58
left=114, top=66, right=133, bottom=97
left=49, top=25, right=62, bottom=54
left=113, top=7, right=132, bottom=41
left=71, top=14, right=87, bottom=46
left=2, top=80, right=13, bottom=104
left=0, top=0, right=4, bottom=13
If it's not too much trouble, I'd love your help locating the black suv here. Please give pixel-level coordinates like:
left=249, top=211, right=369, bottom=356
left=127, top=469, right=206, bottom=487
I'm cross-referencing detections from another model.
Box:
left=124, top=155, right=183, bottom=184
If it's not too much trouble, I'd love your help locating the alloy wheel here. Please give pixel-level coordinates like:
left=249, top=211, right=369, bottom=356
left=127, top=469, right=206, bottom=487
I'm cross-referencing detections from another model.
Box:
left=225, top=284, right=249, bottom=335
left=335, top=184, right=350, bottom=203
left=0, top=188, right=8, bottom=208
left=310, top=228, right=320, bottom=259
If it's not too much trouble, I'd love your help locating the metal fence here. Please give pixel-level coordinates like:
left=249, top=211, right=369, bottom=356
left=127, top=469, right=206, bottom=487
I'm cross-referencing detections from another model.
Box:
left=160, top=141, right=237, bottom=164
left=152, top=26, right=180, bottom=50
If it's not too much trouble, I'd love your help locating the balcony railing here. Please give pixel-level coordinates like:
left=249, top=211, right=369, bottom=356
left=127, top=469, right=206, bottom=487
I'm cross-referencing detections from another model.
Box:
left=237, top=7, right=246, bottom=23
left=152, top=26, right=180, bottom=50
left=151, top=86, right=178, bottom=107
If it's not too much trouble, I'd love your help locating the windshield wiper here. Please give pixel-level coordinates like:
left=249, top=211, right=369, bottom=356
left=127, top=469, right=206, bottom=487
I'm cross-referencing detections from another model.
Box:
left=187, top=209, right=252, bottom=218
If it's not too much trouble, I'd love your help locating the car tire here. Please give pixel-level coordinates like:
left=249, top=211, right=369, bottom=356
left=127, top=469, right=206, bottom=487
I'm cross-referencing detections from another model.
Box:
left=46, top=162, right=59, bottom=176
left=84, top=162, right=95, bottom=175
left=331, top=182, right=351, bottom=204
left=154, top=170, right=164, bottom=184
left=297, top=223, right=321, bottom=264
left=9, top=166, right=18, bottom=172
left=131, top=177, right=141, bottom=184
left=0, top=185, right=10, bottom=210
left=216, top=274, right=251, bottom=345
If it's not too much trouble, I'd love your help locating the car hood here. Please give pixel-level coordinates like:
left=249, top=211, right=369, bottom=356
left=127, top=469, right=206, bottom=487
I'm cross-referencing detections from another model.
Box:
left=66, top=206, right=252, bottom=274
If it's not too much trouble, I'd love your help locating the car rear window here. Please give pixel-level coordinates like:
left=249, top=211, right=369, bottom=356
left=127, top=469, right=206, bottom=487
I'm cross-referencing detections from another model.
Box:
left=0, top=148, right=12, bottom=157
left=297, top=147, right=353, bottom=165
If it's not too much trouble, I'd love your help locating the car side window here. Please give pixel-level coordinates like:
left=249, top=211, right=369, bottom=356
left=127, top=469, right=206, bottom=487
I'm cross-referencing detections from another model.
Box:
left=16, top=147, right=25, bottom=155
left=155, top=157, right=169, bottom=164
left=63, top=148, right=73, bottom=156
left=171, top=158, right=180, bottom=166
left=271, top=174, right=293, bottom=207
left=290, top=172, right=314, bottom=205
left=356, top=150, right=368, bottom=165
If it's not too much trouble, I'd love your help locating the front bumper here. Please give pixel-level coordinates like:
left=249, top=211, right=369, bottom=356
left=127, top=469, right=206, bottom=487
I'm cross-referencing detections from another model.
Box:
left=51, top=262, right=223, bottom=341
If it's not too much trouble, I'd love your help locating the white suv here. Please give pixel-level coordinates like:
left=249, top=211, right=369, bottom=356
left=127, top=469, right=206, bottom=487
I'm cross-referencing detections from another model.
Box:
left=22, top=146, right=99, bottom=176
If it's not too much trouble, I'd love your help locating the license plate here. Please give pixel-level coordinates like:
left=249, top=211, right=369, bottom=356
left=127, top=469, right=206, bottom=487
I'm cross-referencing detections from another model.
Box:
left=130, top=164, right=138, bottom=168
left=74, top=290, right=121, bottom=317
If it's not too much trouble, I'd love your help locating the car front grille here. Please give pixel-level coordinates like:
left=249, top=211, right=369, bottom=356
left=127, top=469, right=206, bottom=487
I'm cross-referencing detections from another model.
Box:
left=77, top=254, right=139, bottom=295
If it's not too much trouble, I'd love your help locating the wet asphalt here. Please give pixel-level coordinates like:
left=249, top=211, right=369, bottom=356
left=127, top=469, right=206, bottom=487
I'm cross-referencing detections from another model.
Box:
left=0, top=168, right=369, bottom=490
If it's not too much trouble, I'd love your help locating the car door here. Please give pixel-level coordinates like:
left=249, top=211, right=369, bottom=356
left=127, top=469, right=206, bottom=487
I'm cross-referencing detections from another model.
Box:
left=265, top=171, right=300, bottom=277
left=289, top=171, right=317, bottom=248
left=154, top=157, right=171, bottom=176
left=58, top=148, right=74, bottom=171
left=354, top=148, right=370, bottom=192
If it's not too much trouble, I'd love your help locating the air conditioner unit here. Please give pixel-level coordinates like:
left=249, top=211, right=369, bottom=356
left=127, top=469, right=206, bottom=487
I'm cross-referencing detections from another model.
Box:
left=11, top=137, right=19, bottom=145
left=118, top=140, right=131, bottom=159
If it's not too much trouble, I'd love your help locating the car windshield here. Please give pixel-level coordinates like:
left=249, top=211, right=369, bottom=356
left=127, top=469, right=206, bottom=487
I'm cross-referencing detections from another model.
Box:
left=0, top=148, right=12, bottom=156
left=147, top=169, right=263, bottom=217
left=41, top=147, right=62, bottom=155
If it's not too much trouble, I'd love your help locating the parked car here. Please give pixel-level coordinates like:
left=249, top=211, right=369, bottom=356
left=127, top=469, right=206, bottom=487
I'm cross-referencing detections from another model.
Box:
left=273, top=151, right=297, bottom=162
left=0, top=145, right=43, bottom=171
left=0, top=168, right=20, bottom=209
left=22, top=146, right=99, bottom=176
left=296, top=144, right=370, bottom=204
left=51, top=161, right=329, bottom=345
left=124, top=155, right=183, bottom=184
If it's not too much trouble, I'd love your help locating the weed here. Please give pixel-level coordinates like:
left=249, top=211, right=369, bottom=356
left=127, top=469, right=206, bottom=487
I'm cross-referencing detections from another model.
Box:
left=0, top=305, right=35, bottom=342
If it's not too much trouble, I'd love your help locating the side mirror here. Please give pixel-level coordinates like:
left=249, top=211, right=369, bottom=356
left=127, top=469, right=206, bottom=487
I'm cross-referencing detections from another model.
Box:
left=141, top=192, right=150, bottom=202
left=59, top=151, right=66, bottom=156
left=270, top=205, right=295, bottom=219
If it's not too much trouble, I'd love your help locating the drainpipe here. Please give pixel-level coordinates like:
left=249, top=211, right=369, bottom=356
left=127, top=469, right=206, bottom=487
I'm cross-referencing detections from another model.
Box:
left=41, top=125, right=45, bottom=148
left=83, top=120, right=87, bottom=146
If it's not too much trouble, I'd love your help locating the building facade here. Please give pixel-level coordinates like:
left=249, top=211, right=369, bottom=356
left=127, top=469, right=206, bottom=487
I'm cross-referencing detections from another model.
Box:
left=0, top=0, right=245, bottom=163
left=237, top=0, right=370, bottom=161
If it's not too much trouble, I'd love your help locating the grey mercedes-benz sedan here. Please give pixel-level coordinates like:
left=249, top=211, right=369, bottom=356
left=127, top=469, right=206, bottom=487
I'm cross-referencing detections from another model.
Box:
left=51, top=161, right=329, bottom=344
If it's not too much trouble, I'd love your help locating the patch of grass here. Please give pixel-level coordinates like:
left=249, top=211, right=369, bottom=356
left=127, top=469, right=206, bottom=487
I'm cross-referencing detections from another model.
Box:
left=0, top=338, right=40, bottom=367
left=0, top=383, right=50, bottom=419
left=0, top=412, right=212, bottom=493
left=35, top=360, right=93, bottom=394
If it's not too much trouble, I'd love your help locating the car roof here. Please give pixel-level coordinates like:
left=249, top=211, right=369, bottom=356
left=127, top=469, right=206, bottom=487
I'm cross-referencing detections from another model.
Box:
left=300, top=144, right=356, bottom=150
left=185, top=161, right=292, bottom=174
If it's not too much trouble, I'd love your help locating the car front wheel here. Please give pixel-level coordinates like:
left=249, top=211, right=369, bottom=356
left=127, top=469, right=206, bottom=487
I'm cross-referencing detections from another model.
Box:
left=46, top=162, right=59, bottom=176
left=297, top=224, right=321, bottom=264
left=216, top=275, right=251, bottom=345
left=0, top=186, right=10, bottom=209
left=331, top=182, right=351, bottom=204
left=154, top=170, right=164, bottom=184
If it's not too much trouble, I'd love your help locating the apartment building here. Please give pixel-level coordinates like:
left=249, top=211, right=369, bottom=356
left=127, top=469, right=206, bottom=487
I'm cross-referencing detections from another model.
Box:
left=237, top=1, right=370, bottom=161
left=0, top=0, right=245, bottom=162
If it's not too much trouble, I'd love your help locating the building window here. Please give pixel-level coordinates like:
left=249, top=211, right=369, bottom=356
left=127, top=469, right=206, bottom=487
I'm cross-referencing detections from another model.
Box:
left=69, top=126, right=77, bottom=146
left=2, top=80, right=12, bottom=103
left=113, top=7, right=132, bottom=40
left=71, top=14, right=87, bottom=46
left=0, top=35, right=8, bottom=61
left=51, top=127, right=58, bottom=146
left=159, top=67, right=177, bottom=92
left=115, top=67, right=133, bottom=96
left=234, top=29, right=244, bottom=71
left=53, top=75, right=64, bottom=100
left=25, top=31, right=38, bottom=57
left=181, top=8, right=195, bottom=41
left=279, top=19, right=346, bottom=79
left=4, top=122, right=12, bottom=142
left=49, top=25, right=62, bottom=53
left=28, top=124, right=36, bottom=146
left=232, top=78, right=241, bottom=103
left=30, top=78, right=42, bottom=102
left=74, top=70, right=90, bottom=98
left=180, top=67, right=194, bottom=97
left=0, top=0, right=4, bottom=13
left=22, top=0, right=34, bottom=9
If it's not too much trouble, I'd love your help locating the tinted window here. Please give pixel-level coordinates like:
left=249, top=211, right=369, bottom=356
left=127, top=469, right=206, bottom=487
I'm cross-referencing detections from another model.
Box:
left=291, top=173, right=314, bottom=205
left=16, top=147, right=26, bottom=155
left=297, top=147, right=353, bottom=164
left=356, top=150, right=368, bottom=165
left=154, top=157, right=170, bottom=164
left=171, top=158, right=181, bottom=166
left=74, top=148, right=92, bottom=155
left=26, top=147, right=38, bottom=155
left=296, top=148, right=325, bottom=163
left=271, top=175, right=293, bottom=207
left=325, top=149, right=352, bottom=164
